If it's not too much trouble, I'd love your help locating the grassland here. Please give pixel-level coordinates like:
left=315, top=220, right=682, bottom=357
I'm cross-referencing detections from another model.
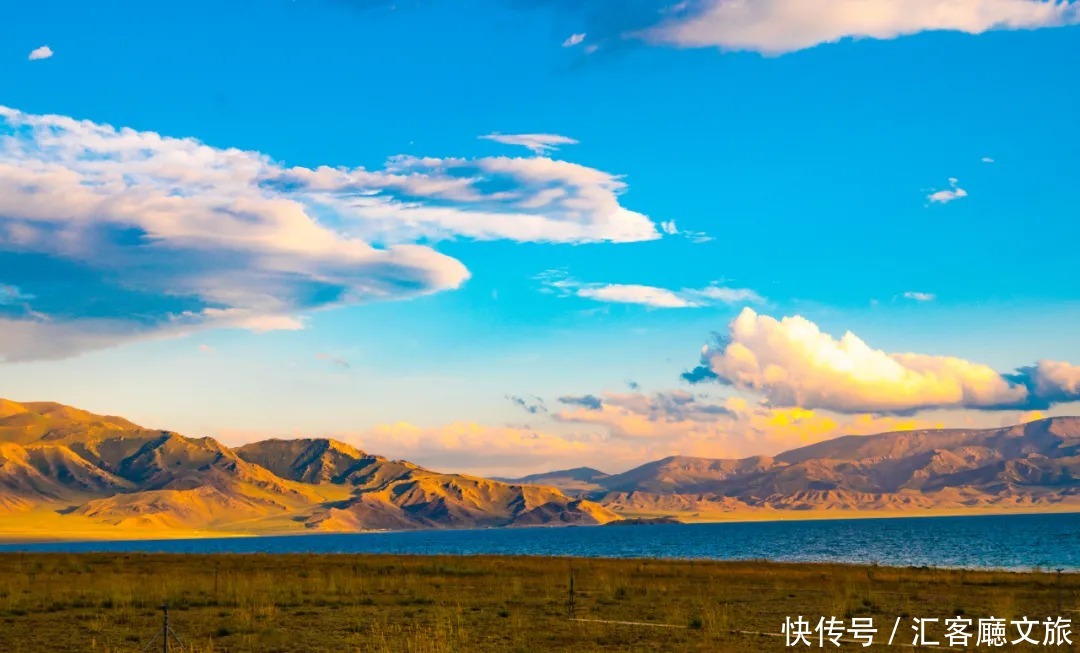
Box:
left=0, top=553, right=1075, bottom=652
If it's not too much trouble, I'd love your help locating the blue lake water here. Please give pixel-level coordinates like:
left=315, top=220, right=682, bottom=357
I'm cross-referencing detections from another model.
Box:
left=3, top=512, right=1078, bottom=571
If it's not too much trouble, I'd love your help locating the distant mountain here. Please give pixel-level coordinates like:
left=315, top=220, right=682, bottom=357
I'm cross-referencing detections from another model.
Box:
left=0, top=400, right=618, bottom=537
left=581, top=418, right=1080, bottom=517
left=2, top=399, right=1077, bottom=539
left=237, top=439, right=615, bottom=530
left=495, top=467, right=611, bottom=493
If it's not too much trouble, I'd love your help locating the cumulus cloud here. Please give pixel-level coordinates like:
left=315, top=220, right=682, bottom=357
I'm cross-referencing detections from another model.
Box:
left=0, top=107, right=658, bottom=361
left=928, top=177, right=968, bottom=204
left=684, top=308, right=1080, bottom=413
left=538, top=270, right=763, bottom=308
left=1006, top=361, right=1080, bottom=408
left=982, top=156, right=996, bottom=163
left=479, top=132, right=580, bottom=155
left=643, top=0, right=1080, bottom=54
left=28, top=46, right=53, bottom=61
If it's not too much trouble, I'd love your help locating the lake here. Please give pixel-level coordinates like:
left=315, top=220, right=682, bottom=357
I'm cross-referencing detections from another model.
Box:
left=3, top=512, right=1078, bottom=571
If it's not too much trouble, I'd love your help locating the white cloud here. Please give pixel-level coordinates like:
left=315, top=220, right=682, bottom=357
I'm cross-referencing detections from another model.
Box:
left=538, top=271, right=764, bottom=309
left=28, top=46, right=53, bottom=61
left=0, top=107, right=659, bottom=361
left=645, top=0, right=1080, bottom=55
left=563, top=33, right=587, bottom=47
left=580, top=284, right=697, bottom=308
left=982, top=156, right=996, bottom=163
left=927, top=177, right=968, bottom=203
left=685, top=308, right=1080, bottom=413
left=902, top=291, right=936, bottom=301
left=479, top=132, right=580, bottom=155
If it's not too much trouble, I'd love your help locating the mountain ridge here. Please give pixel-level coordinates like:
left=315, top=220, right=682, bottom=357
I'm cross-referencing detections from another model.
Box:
left=1, top=399, right=1078, bottom=538
left=0, top=399, right=617, bottom=536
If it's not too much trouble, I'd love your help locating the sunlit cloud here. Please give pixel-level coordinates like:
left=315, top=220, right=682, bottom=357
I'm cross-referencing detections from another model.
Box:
left=684, top=308, right=1080, bottom=413
left=643, top=0, right=1080, bottom=54
left=552, top=389, right=941, bottom=460
left=0, top=107, right=658, bottom=361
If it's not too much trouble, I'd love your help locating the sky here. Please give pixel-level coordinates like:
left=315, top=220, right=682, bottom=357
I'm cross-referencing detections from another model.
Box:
left=1, top=0, right=1079, bottom=476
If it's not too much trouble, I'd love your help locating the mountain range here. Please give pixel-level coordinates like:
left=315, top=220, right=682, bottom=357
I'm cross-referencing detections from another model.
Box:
left=502, top=417, right=1080, bottom=518
left=0, top=398, right=1077, bottom=539
left=0, top=399, right=615, bottom=538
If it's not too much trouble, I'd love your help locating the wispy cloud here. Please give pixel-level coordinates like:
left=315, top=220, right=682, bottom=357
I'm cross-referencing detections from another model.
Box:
left=927, top=177, right=968, bottom=204
left=902, top=291, right=936, bottom=302
left=0, top=284, right=33, bottom=305
left=658, top=219, right=713, bottom=243
left=982, top=156, right=996, bottom=163
left=315, top=352, right=351, bottom=369
left=558, top=394, right=604, bottom=411
left=684, top=308, right=1080, bottom=413
left=28, top=46, right=53, bottom=61
left=479, top=132, right=580, bottom=155
left=562, top=33, right=586, bottom=47
left=507, top=395, right=547, bottom=414
left=537, top=270, right=763, bottom=309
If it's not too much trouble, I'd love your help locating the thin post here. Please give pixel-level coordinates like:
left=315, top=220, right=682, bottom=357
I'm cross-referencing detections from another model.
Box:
left=568, top=569, right=576, bottom=618
left=1056, top=569, right=1064, bottom=614
left=163, top=604, right=169, bottom=653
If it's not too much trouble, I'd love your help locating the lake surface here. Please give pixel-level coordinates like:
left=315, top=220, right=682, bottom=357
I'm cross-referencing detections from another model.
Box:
left=3, top=512, right=1078, bottom=571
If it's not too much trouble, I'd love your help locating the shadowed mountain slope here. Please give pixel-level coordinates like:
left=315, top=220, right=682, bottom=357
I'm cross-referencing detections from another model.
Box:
left=583, top=417, right=1080, bottom=515
left=494, top=467, right=612, bottom=493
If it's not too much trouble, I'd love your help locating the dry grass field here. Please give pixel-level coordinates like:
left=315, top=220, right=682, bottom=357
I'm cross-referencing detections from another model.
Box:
left=0, top=553, right=1075, bottom=652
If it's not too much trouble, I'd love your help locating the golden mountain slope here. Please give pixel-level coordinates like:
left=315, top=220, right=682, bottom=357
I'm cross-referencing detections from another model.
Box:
left=0, top=399, right=617, bottom=539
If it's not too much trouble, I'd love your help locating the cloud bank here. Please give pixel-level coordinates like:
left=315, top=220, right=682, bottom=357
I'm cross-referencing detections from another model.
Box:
left=0, top=107, right=659, bottom=361
left=684, top=308, right=1080, bottom=413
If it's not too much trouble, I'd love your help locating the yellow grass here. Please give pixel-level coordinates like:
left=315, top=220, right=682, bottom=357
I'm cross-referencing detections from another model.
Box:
left=0, top=553, right=1075, bottom=652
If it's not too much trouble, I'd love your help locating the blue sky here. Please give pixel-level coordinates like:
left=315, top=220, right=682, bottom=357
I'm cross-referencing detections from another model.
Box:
left=2, top=0, right=1079, bottom=474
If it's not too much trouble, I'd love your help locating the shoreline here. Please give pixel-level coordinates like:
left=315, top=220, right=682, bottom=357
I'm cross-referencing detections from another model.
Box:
left=0, top=505, right=1076, bottom=546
